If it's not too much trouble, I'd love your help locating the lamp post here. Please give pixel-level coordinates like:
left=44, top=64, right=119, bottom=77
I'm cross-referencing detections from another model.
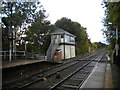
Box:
left=115, top=27, right=119, bottom=56
left=107, top=22, right=119, bottom=64
left=9, top=2, right=13, bottom=62
left=108, top=22, right=119, bottom=56
left=9, top=2, right=15, bottom=61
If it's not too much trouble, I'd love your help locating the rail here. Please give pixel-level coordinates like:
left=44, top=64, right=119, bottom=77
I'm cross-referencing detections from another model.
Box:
left=1, top=51, right=25, bottom=59
left=2, top=51, right=97, bottom=89
left=49, top=51, right=105, bottom=90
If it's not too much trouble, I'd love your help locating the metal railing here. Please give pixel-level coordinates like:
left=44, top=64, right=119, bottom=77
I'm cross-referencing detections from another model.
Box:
left=46, top=38, right=61, bottom=61
left=1, top=51, right=46, bottom=60
left=1, top=51, right=25, bottom=60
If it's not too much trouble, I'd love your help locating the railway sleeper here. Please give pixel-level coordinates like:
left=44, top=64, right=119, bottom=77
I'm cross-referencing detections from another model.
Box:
left=63, top=80, right=81, bottom=86
left=87, top=64, right=96, bottom=67
left=87, top=65, right=95, bottom=67
left=61, top=84, right=78, bottom=89
left=83, top=71, right=90, bottom=74
left=76, top=59, right=83, bottom=61
left=77, top=77, right=85, bottom=80
left=69, top=78, right=83, bottom=83
left=71, top=75, right=86, bottom=80
left=83, top=59, right=91, bottom=61
left=82, top=68, right=93, bottom=72
left=70, top=76, right=84, bottom=80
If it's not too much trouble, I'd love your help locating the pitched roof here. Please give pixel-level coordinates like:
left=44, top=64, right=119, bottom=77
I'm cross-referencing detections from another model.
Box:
left=50, top=28, right=76, bottom=37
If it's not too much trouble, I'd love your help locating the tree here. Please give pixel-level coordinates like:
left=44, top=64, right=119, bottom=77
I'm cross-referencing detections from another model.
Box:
left=1, top=1, right=46, bottom=51
left=24, top=10, right=52, bottom=53
left=55, top=17, right=92, bottom=55
left=1, top=1, right=43, bottom=28
left=102, top=2, right=120, bottom=49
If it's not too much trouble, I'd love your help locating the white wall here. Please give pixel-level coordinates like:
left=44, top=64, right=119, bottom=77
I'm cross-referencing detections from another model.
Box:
left=60, top=45, right=75, bottom=59
left=71, top=46, right=75, bottom=58
left=65, top=45, right=71, bottom=59
left=61, top=45, right=64, bottom=59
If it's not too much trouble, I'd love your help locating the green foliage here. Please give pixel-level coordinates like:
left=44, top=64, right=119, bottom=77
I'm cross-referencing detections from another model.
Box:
left=55, top=17, right=92, bottom=55
left=102, top=2, right=120, bottom=49
left=1, top=1, right=48, bottom=52
left=92, top=42, right=98, bottom=49
left=26, top=43, right=41, bottom=52
left=1, top=2, right=42, bottom=28
left=92, top=42, right=107, bottom=49
left=24, top=10, right=51, bottom=52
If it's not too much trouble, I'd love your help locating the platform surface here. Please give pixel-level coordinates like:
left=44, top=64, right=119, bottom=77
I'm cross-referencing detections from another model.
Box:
left=80, top=62, right=113, bottom=88
left=1, top=59, right=44, bottom=69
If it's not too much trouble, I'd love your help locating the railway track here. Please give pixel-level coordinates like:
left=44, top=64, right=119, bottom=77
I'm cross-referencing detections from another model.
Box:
left=3, top=61, right=58, bottom=84
left=49, top=55, right=103, bottom=90
left=3, top=50, right=107, bottom=90
left=3, top=51, right=97, bottom=90
left=26, top=50, right=107, bottom=89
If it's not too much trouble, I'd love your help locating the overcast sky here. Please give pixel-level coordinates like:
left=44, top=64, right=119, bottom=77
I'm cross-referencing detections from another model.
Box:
left=40, top=0, right=107, bottom=43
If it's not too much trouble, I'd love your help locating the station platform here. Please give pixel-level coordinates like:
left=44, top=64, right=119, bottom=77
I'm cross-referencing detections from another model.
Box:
left=1, top=55, right=120, bottom=89
left=80, top=61, right=120, bottom=89
left=1, top=59, right=45, bottom=69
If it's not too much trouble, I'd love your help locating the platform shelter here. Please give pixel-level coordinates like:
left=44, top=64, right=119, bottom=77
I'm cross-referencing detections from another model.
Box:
left=46, top=29, right=76, bottom=61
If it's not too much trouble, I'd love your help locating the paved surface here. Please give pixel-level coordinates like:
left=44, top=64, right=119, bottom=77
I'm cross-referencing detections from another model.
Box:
left=80, top=62, right=107, bottom=88
left=104, top=64, right=113, bottom=88
left=1, top=59, right=44, bottom=69
left=1, top=55, right=119, bottom=89
left=111, top=64, right=120, bottom=88
left=80, top=62, right=113, bottom=88
left=79, top=52, right=120, bottom=89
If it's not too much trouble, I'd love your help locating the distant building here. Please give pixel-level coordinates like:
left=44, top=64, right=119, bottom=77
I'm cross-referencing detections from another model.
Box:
left=46, top=29, right=76, bottom=62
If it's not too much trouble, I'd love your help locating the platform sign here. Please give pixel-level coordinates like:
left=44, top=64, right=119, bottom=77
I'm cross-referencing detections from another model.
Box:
left=115, top=44, right=119, bottom=56
left=115, top=44, right=119, bottom=50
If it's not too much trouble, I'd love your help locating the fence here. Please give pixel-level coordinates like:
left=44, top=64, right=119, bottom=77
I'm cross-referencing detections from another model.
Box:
left=26, top=52, right=45, bottom=60
left=0, top=51, right=25, bottom=60
left=1, top=51, right=45, bottom=60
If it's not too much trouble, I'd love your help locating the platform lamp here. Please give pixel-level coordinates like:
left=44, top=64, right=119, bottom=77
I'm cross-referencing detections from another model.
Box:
left=108, top=22, right=119, bottom=64
left=115, top=27, right=119, bottom=56
left=8, top=2, right=14, bottom=62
